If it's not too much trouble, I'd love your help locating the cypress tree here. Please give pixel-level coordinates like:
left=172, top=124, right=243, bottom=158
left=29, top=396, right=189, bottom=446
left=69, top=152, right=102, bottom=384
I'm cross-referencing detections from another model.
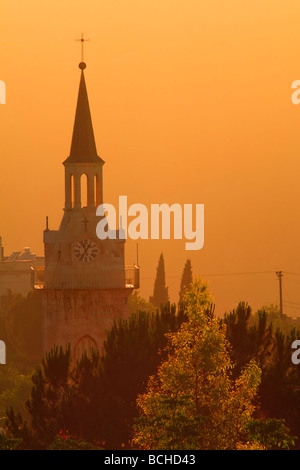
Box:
left=149, top=253, right=169, bottom=308
left=179, top=259, right=193, bottom=304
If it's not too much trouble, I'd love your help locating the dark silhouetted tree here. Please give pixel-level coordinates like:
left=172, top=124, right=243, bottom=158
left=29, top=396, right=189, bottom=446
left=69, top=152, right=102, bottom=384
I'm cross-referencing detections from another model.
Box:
left=6, top=345, right=73, bottom=449
left=221, top=302, right=300, bottom=448
left=149, top=253, right=169, bottom=308
left=221, top=302, right=273, bottom=378
left=179, top=259, right=193, bottom=304
left=6, top=307, right=186, bottom=449
left=259, top=327, right=300, bottom=444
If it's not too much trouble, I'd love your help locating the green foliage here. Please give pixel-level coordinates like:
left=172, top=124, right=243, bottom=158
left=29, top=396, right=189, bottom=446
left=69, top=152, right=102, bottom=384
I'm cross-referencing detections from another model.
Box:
left=47, top=431, right=102, bottom=450
left=0, top=290, right=43, bottom=369
left=69, top=305, right=184, bottom=449
left=6, top=306, right=185, bottom=449
left=258, top=304, right=300, bottom=336
left=0, top=365, right=32, bottom=419
left=128, top=291, right=156, bottom=315
left=6, top=345, right=74, bottom=449
left=5, top=282, right=300, bottom=450
left=149, top=253, right=169, bottom=308
left=223, top=302, right=300, bottom=448
left=133, top=279, right=262, bottom=450
left=245, top=418, right=296, bottom=450
left=0, top=432, right=22, bottom=450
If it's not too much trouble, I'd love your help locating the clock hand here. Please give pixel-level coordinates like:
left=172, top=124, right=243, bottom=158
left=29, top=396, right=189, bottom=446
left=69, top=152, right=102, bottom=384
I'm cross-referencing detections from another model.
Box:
left=82, top=241, right=93, bottom=257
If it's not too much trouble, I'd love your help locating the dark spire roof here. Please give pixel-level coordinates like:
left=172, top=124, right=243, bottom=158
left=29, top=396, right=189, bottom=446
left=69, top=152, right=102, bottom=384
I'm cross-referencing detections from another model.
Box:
left=64, top=63, right=104, bottom=164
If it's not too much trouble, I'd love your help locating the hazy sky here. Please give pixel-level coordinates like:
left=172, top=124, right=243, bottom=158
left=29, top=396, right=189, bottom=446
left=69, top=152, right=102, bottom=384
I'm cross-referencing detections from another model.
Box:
left=1, top=0, right=300, bottom=315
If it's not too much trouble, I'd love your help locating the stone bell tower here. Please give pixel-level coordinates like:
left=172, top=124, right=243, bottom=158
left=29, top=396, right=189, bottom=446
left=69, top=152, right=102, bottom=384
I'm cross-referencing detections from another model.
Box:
left=42, top=61, right=139, bottom=359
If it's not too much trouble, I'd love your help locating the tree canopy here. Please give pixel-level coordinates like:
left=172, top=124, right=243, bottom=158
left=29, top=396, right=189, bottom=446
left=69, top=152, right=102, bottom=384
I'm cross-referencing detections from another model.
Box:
left=133, top=279, right=263, bottom=450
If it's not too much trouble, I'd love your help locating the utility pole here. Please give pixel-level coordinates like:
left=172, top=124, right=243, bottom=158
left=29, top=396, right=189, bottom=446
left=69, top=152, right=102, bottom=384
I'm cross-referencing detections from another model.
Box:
left=276, top=271, right=283, bottom=318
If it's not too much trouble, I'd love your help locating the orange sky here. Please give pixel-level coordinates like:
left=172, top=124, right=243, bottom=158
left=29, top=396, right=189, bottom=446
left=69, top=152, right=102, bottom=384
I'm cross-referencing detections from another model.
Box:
left=1, top=0, right=300, bottom=316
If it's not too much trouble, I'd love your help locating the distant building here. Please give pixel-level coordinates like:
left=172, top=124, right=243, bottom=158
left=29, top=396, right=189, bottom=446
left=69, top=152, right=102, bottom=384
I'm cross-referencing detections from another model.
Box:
left=0, top=237, right=44, bottom=309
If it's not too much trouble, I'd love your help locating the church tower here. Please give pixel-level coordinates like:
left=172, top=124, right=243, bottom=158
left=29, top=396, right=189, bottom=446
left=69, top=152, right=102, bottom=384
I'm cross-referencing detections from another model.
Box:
left=42, top=61, right=139, bottom=359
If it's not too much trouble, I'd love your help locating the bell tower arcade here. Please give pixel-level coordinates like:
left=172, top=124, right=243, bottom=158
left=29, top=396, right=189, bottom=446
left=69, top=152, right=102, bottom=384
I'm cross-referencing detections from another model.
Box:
left=41, top=61, right=139, bottom=359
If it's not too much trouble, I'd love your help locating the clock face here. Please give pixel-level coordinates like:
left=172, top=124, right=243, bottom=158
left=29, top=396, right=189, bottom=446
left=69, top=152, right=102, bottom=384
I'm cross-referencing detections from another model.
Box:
left=73, top=238, right=98, bottom=264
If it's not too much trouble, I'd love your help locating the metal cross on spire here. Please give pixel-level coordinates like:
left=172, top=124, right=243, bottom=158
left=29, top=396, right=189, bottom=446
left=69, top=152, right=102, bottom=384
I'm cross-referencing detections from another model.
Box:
left=76, top=32, right=89, bottom=63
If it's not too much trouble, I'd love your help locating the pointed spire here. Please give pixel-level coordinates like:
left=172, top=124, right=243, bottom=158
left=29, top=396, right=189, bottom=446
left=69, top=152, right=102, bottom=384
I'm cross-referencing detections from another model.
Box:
left=64, top=63, right=103, bottom=164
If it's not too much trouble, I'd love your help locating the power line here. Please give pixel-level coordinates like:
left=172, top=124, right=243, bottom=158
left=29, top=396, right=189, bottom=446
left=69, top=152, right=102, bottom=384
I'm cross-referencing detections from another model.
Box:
left=141, top=271, right=275, bottom=280
left=141, top=271, right=300, bottom=280
left=283, top=305, right=300, bottom=313
left=201, top=271, right=275, bottom=277
left=141, top=271, right=300, bottom=313
left=284, top=300, right=300, bottom=306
